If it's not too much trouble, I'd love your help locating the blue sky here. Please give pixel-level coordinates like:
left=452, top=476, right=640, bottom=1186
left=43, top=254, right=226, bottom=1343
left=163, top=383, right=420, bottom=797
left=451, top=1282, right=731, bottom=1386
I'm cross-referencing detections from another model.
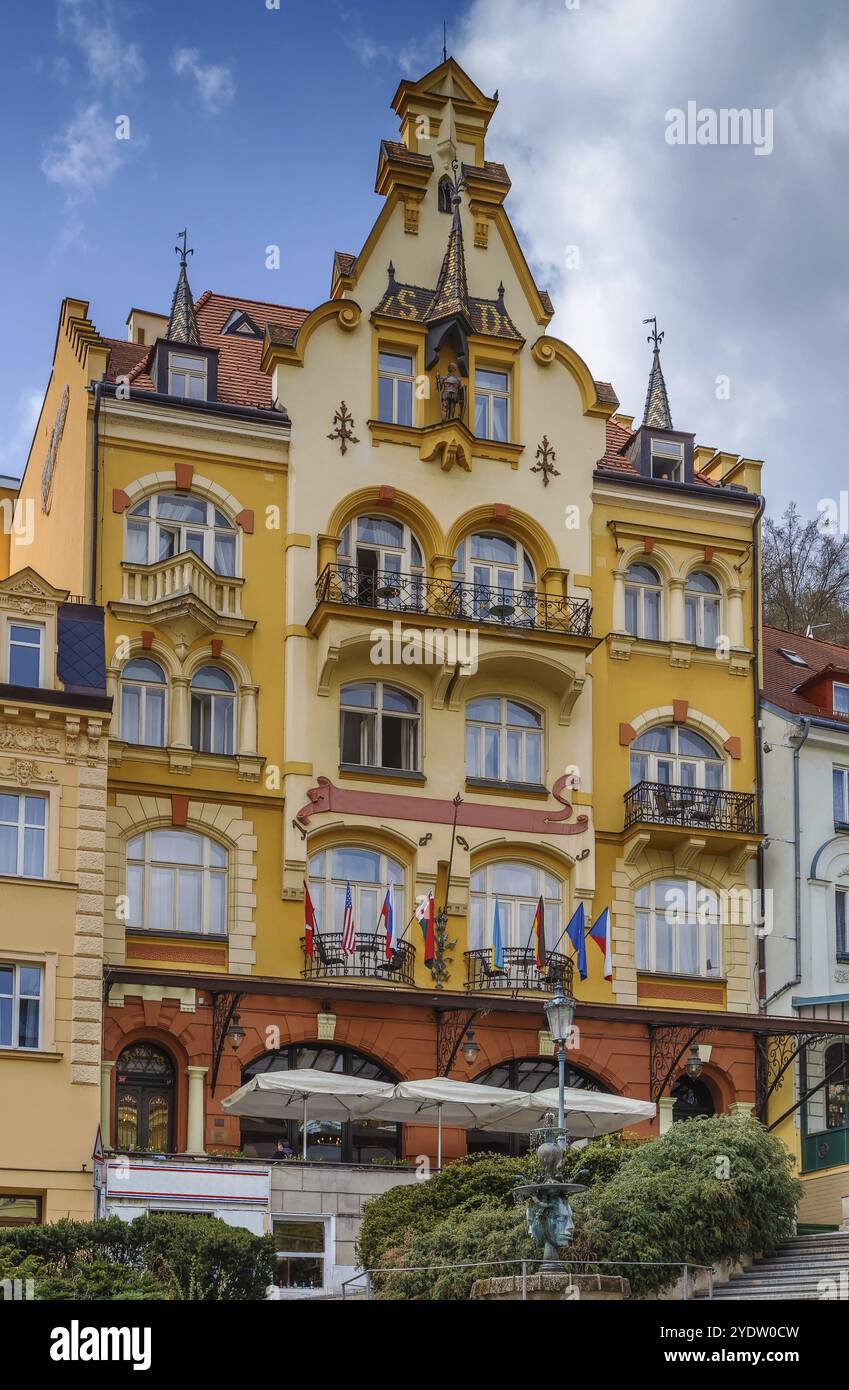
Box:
left=2, top=0, right=848, bottom=522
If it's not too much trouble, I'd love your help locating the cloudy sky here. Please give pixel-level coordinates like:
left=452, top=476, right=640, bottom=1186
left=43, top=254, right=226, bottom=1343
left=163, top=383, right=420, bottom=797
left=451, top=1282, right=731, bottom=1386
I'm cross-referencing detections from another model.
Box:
left=2, top=0, right=847, bottom=521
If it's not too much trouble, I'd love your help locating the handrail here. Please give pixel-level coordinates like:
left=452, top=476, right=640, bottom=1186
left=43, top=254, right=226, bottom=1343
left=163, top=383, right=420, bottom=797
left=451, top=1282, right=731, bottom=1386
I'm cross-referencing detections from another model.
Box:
left=340, top=1256, right=714, bottom=1301
left=624, top=780, right=758, bottom=833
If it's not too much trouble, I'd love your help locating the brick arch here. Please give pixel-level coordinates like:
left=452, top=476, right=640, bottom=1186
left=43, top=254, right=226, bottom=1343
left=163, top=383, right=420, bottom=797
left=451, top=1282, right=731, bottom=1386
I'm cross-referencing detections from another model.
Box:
left=628, top=704, right=734, bottom=754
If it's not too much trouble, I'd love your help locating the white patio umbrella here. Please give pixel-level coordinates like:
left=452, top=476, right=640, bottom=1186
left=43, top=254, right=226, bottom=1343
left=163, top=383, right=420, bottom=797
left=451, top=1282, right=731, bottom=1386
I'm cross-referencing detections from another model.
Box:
left=356, top=1077, right=544, bottom=1168
left=220, top=1068, right=396, bottom=1159
left=499, top=1086, right=657, bottom=1139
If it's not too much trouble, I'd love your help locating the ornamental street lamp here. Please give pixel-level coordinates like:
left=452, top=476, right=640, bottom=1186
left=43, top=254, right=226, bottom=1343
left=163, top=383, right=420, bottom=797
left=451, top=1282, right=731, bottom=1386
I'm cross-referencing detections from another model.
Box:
left=544, top=988, right=576, bottom=1144
left=461, top=1027, right=481, bottom=1066
left=227, top=1013, right=246, bottom=1052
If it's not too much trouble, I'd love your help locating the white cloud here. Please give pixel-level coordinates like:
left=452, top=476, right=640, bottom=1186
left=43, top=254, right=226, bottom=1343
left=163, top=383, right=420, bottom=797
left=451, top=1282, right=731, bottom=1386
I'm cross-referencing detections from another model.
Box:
left=57, top=0, right=144, bottom=88
left=0, top=390, right=44, bottom=479
left=171, top=48, right=235, bottom=116
left=41, top=103, right=127, bottom=197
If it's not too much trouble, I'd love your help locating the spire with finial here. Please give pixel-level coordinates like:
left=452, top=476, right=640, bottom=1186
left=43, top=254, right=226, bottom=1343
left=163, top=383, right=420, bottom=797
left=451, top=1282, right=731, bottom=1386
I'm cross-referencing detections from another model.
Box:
left=167, top=229, right=201, bottom=346
left=442, top=20, right=447, bottom=62
left=642, top=316, right=673, bottom=430
left=427, top=159, right=471, bottom=326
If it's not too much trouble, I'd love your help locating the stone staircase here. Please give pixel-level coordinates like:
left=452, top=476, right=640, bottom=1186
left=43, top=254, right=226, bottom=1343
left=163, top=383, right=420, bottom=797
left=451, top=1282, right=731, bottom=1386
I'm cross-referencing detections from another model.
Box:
left=697, top=1231, right=849, bottom=1300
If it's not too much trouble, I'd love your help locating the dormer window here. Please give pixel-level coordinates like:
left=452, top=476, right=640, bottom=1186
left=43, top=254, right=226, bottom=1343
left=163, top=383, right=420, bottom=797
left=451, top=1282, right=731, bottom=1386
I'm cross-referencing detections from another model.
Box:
left=169, top=352, right=207, bottom=401
left=835, top=683, right=849, bottom=716
left=8, top=624, right=43, bottom=688
left=650, top=438, right=683, bottom=481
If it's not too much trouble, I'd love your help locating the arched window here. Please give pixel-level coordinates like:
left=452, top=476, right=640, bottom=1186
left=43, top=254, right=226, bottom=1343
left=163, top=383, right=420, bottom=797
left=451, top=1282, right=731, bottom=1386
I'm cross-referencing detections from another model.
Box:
left=624, top=563, right=661, bottom=640
left=190, top=666, right=236, bottom=755
left=470, top=861, right=562, bottom=953
left=124, top=493, right=237, bottom=576
left=671, top=1075, right=715, bottom=1123
left=120, top=658, right=166, bottom=747
left=126, top=830, right=227, bottom=936
left=240, top=1044, right=400, bottom=1162
left=338, top=515, right=424, bottom=610
left=685, top=572, right=721, bottom=648
left=825, top=1043, right=849, bottom=1129
left=340, top=682, right=420, bottom=772
left=635, top=878, right=721, bottom=978
left=308, top=847, right=404, bottom=940
left=469, top=1057, right=607, bottom=1156
left=437, top=175, right=453, bottom=214
left=454, top=533, right=535, bottom=624
left=466, top=697, right=543, bottom=785
left=630, top=725, right=724, bottom=790
left=115, top=1043, right=175, bottom=1152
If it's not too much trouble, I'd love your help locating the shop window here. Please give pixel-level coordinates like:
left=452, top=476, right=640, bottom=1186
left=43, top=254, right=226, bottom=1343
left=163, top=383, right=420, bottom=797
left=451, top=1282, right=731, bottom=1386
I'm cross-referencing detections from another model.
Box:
left=273, top=1218, right=328, bottom=1292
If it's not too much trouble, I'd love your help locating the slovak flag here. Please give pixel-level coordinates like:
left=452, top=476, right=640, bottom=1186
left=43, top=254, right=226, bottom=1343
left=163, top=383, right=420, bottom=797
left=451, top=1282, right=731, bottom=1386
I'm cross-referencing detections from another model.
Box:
left=589, top=907, right=613, bottom=981
left=416, top=891, right=435, bottom=967
left=380, top=883, right=397, bottom=961
left=303, top=880, right=317, bottom=958
left=341, top=881, right=357, bottom=956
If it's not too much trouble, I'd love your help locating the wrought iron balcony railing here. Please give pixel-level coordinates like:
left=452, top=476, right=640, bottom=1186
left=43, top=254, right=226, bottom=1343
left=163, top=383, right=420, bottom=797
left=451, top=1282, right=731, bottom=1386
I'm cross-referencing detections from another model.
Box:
left=624, top=781, right=758, bottom=833
left=301, top=933, right=416, bottom=986
left=464, top=948, right=574, bottom=994
left=315, top=564, right=593, bottom=637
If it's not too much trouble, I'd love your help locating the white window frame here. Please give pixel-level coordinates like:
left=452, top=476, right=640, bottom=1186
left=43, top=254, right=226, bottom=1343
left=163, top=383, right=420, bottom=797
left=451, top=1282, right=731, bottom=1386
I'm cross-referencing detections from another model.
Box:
left=0, top=961, right=43, bottom=1051
left=834, top=683, right=849, bottom=716
left=126, top=830, right=228, bottom=936
left=837, top=887, right=849, bottom=961
left=0, top=793, right=47, bottom=879
left=469, top=861, right=562, bottom=953
left=307, top=847, right=404, bottom=940
left=190, top=667, right=236, bottom=756
left=833, top=767, right=849, bottom=825
left=272, top=1215, right=330, bottom=1295
left=474, top=368, right=511, bottom=442
left=629, top=725, right=725, bottom=790
left=465, top=697, right=543, bottom=785
left=635, top=879, right=722, bottom=978
left=339, top=682, right=420, bottom=772
left=124, top=493, right=238, bottom=576
left=168, top=352, right=208, bottom=401
left=7, top=623, right=43, bottom=688
left=377, top=351, right=415, bottom=427
left=650, top=439, right=683, bottom=480
left=624, top=565, right=662, bottom=640
left=684, top=573, right=722, bottom=649
left=120, top=659, right=168, bottom=748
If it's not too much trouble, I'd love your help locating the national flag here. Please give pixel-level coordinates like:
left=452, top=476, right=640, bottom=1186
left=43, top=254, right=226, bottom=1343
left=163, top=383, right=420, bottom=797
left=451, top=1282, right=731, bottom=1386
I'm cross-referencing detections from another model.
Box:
left=341, top=881, right=357, bottom=956
left=303, top=880, right=318, bottom=958
left=379, top=883, right=396, bottom=961
left=491, top=896, right=504, bottom=970
left=589, top=907, right=613, bottom=980
left=416, top=890, right=435, bottom=967
left=565, top=902, right=587, bottom=981
left=532, top=895, right=546, bottom=969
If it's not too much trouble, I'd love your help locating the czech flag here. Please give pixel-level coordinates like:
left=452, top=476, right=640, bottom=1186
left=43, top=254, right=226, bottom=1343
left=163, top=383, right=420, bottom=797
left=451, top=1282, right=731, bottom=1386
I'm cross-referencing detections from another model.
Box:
left=417, top=890, right=435, bottom=967
left=589, top=907, right=613, bottom=980
left=491, top=896, right=504, bottom=970
left=565, top=902, right=587, bottom=981
left=380, top=883, right=396, bottom=961
left=532, top=895, right=546, bottom=969
left=303, top=880, right=317, bottom=957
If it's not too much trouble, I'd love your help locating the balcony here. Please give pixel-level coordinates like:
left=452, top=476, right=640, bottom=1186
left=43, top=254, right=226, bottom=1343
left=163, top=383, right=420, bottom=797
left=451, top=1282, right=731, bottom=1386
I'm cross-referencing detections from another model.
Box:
left=464, top=948, right=574, bottom=994
left=112, top=552, right=255, bottom=640
left=301, top=934, right=416, bottom=987
left=624, top=781, right=758, bottom=834
left=315, top=564, right=593, bottom=638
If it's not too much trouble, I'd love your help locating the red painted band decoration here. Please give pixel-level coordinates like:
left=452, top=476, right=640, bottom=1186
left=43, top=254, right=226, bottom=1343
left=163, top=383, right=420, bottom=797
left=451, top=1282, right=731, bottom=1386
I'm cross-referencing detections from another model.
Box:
left=296, top=775, right=589, bottom=836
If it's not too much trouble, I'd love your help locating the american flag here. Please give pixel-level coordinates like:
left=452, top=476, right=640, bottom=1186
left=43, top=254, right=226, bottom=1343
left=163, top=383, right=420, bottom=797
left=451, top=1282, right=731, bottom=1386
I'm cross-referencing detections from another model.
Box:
left=341, top=880, right=357, bottom=956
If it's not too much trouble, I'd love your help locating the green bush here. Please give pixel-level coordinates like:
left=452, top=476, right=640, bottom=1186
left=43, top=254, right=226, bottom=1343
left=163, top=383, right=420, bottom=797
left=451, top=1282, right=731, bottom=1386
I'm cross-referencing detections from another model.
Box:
left=373, top=1206, right=533, bottom=1300
left=581, top=1115, right=802, bottom=1294
left=0, top=1214, right=275, bottom=1302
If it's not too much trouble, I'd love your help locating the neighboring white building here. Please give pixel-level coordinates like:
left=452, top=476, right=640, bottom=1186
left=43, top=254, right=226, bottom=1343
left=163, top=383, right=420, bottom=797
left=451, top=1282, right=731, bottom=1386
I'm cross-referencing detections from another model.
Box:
left=762, top=625, right=849, bottom=1224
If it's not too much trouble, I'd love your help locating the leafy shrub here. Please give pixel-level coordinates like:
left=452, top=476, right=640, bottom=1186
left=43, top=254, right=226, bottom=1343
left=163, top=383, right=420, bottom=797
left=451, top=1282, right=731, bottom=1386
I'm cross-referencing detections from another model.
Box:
left=0, top=1214, right=275, bottom=1302
left=373, top=1206, right=534, bottom=1301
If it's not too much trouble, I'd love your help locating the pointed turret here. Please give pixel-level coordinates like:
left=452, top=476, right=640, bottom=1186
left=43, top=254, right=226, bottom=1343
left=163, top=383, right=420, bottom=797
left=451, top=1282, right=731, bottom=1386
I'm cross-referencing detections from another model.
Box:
left=428, top=171, right=471, bottom=326
left=167, top=230, right=201, bottom=346
left=642, top=317, right=672, bottom=430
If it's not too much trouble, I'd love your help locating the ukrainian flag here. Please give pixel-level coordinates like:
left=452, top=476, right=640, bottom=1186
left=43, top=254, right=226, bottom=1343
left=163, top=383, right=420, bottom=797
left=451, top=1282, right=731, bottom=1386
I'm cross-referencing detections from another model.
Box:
left=491, top=896, right=504, bottom=970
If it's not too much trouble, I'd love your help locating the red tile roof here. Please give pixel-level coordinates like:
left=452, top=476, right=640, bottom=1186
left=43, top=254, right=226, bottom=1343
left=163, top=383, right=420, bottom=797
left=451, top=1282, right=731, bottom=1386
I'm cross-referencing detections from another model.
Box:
left=105, top=291, right=309, bottom=410
left=763, top=624, right=849, bottom=721
left=596, top=415, right=718, bottom=485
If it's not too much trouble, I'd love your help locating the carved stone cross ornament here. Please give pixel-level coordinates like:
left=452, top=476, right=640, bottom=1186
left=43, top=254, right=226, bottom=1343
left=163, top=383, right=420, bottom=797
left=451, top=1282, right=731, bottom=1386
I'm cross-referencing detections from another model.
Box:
left=327, top=401, right=360, bottom=456
left=532, top=435, right=560, bottom=486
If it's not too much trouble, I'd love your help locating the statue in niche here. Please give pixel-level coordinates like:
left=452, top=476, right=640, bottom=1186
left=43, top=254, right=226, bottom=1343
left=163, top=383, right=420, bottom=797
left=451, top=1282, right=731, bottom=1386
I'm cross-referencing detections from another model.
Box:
left=436, top=361, right=466, bottom=422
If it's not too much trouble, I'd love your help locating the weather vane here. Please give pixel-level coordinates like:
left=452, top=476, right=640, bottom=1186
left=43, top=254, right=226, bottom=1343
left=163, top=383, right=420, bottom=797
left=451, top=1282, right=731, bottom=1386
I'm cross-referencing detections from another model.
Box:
left=643, top=316, right=664, bottom=351
left=175, top=229, right=194, bottom=268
